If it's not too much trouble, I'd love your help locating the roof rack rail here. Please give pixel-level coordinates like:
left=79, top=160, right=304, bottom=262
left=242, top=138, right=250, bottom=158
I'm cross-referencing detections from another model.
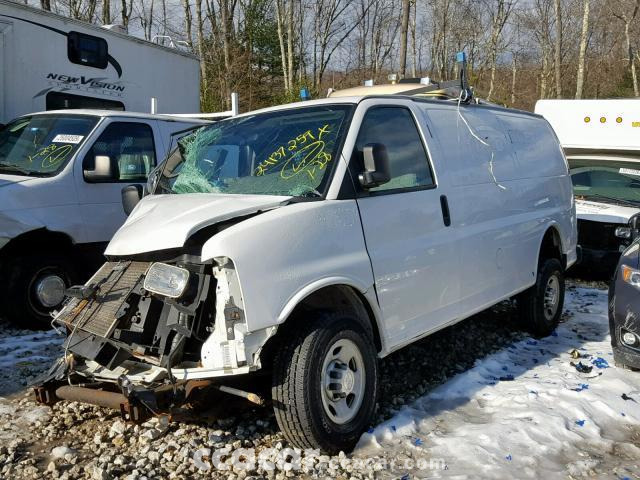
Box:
left=408, top=52, right=473, bottom=102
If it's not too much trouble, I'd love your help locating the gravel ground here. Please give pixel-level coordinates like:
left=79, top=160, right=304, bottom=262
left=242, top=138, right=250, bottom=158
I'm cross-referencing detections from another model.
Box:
left=0, top=279, right=622, bottom=480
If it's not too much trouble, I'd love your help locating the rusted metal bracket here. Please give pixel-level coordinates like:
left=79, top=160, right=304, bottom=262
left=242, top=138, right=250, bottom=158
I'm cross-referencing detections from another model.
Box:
left=119, top=400, right=152, bottom=423
left=33, top=385, right=60, bottom=406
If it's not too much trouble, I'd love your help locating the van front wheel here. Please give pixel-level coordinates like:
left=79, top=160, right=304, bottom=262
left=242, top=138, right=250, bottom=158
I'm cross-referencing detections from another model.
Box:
left=518, top=258, right=565, bottom=337
left=271, top=312, right=378, bottom=454
left=4, top=254, right=77, bottom=329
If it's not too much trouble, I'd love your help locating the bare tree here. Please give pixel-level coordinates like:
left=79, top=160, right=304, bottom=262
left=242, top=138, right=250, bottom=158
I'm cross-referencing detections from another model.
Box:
left=120, top=0, right=132, bottom=28
left=399, top=0, right=411, bottom=76
left=182, top=0, right=193, bottom=46
left=575, top=0, right=589, bottom=98
left=553, top=0, right=562, bottom=97
left=102, top=0, right=110, bottom=23
left=275, top=0, right=290, bottom=91
left=609, top=0, right=640, bottom=97
left=485, top=0, right=516, bottom=102
left=410, top=0, right=417, bottom=77
left=195, top=0, right=207, bottom=100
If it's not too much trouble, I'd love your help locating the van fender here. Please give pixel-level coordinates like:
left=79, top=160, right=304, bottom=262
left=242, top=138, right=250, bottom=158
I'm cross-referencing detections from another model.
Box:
left=276, top=276, right=388, bottom=355
left=534, top=220, right=567, bottom=267
left=276, top=275, right=373, bottom=323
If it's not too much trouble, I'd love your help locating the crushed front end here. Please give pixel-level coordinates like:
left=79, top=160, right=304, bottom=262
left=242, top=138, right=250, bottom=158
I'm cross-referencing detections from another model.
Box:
left=33, top=256, right=270, bottom=419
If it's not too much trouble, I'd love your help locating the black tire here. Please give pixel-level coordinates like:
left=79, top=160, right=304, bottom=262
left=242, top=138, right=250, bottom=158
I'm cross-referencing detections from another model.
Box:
left=271, top=311, right=378, bottom=454
left=518, top=257, right=565, bottom=337
left=2, top=253, right=78, bottom=329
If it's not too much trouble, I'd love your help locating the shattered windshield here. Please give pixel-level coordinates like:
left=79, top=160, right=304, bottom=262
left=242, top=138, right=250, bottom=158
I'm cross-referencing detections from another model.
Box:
left=0, top=115, right=98, bottom=177
left=156, top=105, right=352, bottom=197
left=571, top=162, right=640, bottom=206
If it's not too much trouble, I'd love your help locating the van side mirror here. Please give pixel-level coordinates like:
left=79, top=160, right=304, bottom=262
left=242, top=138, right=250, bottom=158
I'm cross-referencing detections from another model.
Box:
left=84, top=155, right=117, bottom=182
left=122, top=184, right=143, bottom=216
left=358, top=143, right=391, bottom=189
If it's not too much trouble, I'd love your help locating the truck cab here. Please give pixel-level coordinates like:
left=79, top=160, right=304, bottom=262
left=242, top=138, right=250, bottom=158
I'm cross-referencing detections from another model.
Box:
left=0, top=110, right=208, bottom=326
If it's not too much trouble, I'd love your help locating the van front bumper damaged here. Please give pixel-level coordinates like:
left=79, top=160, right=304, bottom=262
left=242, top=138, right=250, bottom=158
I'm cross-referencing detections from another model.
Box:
left=34, top=258, right=270, bottom=415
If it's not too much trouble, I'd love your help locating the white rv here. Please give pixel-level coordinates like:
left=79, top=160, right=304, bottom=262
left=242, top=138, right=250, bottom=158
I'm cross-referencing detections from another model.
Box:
left=0, top=0, right=200, bottom=124
left=536, top=99, right=640, bottom=273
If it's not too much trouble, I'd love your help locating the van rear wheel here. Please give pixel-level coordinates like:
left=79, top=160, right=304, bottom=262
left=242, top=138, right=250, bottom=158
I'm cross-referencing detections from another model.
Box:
left=271, top=311, right=378, bottom=454
left=518, top=258, right=565, bottom=337
left=3, top=254, right=77, bottom=329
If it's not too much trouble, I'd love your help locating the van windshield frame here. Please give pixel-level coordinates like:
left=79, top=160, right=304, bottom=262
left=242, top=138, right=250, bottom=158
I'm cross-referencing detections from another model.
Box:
left=0, top=114, right=99, bottom=177
left=155, top=104, right=355, bottom=199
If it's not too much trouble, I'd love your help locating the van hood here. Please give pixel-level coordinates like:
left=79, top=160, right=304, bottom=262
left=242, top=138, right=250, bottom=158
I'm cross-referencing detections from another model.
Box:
left=0, top=173, right=36, bottom=189
left=576, top=199, right=639, bottom=224
left=105, top=193, right=292, bottom=256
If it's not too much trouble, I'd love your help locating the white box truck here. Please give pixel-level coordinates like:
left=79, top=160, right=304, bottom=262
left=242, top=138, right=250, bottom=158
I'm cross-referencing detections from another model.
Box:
left=0, top=0, right=200, bottom=124
left=535, top=99, right=640, bottom=274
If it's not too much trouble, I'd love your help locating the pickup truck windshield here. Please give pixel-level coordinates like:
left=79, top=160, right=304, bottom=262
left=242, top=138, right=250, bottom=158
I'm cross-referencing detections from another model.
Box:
left=0, top=115, right=98, bottom=177
left=157, top=105, right=352, bottom=197
left=571, top=163, right=640, bottom=207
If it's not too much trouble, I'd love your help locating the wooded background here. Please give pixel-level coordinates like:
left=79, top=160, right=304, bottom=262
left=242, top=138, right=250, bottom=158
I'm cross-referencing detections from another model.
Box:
left=20, top=0, right=640, bottom=113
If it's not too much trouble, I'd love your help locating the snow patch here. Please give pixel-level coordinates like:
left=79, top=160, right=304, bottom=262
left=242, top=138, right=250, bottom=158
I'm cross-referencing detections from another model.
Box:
left=355, top=287, right=640, bottom=478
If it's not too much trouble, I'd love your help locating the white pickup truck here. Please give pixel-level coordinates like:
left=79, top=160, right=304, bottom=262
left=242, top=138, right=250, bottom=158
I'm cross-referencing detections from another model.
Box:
left=0, top=110, right=207, bottom=326
left=37, top=86, right=576, bottom=454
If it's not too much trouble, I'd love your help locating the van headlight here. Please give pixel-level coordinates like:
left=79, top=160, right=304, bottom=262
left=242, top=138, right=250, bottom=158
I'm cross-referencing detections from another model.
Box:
left=143, top=263, right=190, bottom=298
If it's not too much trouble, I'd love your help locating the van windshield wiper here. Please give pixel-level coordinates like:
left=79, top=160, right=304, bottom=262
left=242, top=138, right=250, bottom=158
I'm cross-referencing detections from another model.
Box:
left=0, top=162, right=34, bottom=176
left=579, top=193, right=640, bottom=208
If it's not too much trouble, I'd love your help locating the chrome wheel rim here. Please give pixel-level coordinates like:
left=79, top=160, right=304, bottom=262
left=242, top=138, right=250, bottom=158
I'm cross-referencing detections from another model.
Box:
left=35, top=274, right=66, bottom=308
left=543, top=275, right=560, bottom=320
left=320, top=338, right=365, bottom=425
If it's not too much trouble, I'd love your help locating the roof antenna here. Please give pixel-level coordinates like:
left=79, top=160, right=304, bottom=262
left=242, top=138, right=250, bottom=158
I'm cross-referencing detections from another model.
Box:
left=456, top=51, right=473, bottom=104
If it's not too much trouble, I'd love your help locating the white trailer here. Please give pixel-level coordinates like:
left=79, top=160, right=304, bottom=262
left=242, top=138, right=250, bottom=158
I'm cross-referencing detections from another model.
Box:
left=535, top=99, right=640, bottom=273
left=0, top=0, right=200, bottom=124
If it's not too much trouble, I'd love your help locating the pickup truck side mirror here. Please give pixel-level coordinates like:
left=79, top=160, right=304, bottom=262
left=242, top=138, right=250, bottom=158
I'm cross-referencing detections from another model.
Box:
left=358, top=143, right=391, bottom=189
left=122, top=184, right=143, bottom=216
left=84, top=155, right=118, bottom=182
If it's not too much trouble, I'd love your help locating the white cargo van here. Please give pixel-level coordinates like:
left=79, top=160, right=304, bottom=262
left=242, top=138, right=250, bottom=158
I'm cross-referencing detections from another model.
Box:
left=0, top=110, right=208, bottom=326
left=535, top=99, right=640, bottom=273
left=0, top=0, right=200, bottom=123
left=37, top=86, right=576, bottom=453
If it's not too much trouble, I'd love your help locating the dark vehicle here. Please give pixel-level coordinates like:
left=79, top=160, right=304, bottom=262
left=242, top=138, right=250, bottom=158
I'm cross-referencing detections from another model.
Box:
left=609, top=237, right=640, bottom=370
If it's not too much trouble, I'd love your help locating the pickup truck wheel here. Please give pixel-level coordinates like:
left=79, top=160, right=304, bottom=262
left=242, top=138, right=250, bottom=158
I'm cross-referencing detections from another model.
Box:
left=518, top=258, right=565, bottom=337
left=4, top=254, right=77, bottom=329
left=271, top=312, right=378, bottom=454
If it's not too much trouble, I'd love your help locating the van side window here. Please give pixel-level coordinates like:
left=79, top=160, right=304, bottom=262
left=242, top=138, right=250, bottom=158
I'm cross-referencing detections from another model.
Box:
left=84, top=122, right=156, bottom=182
left=355, top=107, right=434, bottom=193
left=67, top=31, right=109, bottom=69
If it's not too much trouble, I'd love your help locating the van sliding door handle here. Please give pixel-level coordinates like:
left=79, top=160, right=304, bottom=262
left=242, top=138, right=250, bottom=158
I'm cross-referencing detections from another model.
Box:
left=440, top=195, right=451, bottom=227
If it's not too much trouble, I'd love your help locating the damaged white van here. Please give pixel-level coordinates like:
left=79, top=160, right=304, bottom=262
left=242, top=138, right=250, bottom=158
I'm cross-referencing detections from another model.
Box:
left=36, top=89, right=577, bottom=453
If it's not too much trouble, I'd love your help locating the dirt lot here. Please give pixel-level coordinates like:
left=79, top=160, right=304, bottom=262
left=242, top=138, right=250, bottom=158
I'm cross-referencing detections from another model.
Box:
left=0, top=280, right=638, bottom=479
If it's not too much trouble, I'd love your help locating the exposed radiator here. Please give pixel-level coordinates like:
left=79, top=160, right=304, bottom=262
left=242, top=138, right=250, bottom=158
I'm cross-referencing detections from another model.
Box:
left=57, top=261, right=151, bottom=338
